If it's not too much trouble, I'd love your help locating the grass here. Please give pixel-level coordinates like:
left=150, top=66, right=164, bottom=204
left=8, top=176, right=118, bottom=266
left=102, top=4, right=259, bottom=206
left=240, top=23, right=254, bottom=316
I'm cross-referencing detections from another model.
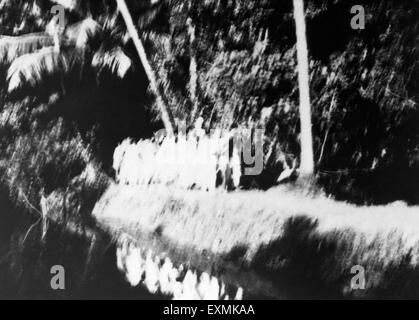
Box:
left=93, top=183, right=419, bottom=299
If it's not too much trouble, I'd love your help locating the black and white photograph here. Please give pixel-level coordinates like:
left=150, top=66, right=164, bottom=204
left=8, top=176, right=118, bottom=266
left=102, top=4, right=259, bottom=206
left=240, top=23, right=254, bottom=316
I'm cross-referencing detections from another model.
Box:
left=0, top=0, right=418, bottom=306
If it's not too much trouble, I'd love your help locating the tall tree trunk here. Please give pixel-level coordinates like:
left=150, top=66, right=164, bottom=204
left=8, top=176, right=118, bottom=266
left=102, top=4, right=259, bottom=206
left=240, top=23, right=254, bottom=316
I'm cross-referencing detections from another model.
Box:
left=293, top=0, right=315, bottom=180
left=187, top=0, right=199, bottom=122
left=187, top=17, right=199, bottom=122
left=116, top=0, right=175, bottom=135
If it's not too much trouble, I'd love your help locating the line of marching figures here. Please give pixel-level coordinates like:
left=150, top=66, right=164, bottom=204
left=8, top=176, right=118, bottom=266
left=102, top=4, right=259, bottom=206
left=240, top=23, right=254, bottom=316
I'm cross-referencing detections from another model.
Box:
left=116, top=237, right=244, bottom=300
left=113, top=128, right=243, bottom=191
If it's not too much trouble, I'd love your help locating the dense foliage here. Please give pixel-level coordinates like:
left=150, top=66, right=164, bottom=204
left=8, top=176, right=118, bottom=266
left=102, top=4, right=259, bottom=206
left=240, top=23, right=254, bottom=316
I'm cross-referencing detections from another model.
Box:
left=0, top=0, right=418, bottom=205
left=148, top=0, right=419, bottom=203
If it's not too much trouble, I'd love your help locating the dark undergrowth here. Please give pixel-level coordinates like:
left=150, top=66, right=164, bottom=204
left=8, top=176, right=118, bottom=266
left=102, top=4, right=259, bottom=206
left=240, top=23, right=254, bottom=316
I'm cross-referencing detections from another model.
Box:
left=250, top=215, right=419, bottom=299
left=0, top=187, right=163, bottom=300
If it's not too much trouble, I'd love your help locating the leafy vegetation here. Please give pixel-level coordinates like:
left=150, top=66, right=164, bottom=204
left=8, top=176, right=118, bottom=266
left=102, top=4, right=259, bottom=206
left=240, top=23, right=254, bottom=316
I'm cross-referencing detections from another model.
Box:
left=1, top=0, right=418, bottom=205
left=0, top=0, right=418, bottom=299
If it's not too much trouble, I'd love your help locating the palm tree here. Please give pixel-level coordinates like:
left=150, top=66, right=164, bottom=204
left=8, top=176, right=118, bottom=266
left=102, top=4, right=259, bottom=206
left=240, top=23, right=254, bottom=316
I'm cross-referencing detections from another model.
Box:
left=1, top=0, right=178, bottom=134
left=292, top=0, right=315, bottom=180
left=0, top=1, right=132, bottom=93
left=115, top=0, right=175, bottom=135
left=52, top=0, right=177, bottom=134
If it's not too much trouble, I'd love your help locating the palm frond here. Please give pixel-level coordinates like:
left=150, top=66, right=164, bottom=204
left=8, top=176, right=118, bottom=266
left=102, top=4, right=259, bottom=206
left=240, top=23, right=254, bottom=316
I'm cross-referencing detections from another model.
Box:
left=92, top=46, right=132, bottom=78
left=101, top=13, right=129, bottom=45
left=65, top=18, right=102, bottom=49
left=0, top=0, right=7, bottom=10
left=7, top=47, right=68, bottom=92
left=0, top=33, right=54, bottom=63
left=137, top=1, right=165, bottom=30
left=103, top=13, right=118, bottom=30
